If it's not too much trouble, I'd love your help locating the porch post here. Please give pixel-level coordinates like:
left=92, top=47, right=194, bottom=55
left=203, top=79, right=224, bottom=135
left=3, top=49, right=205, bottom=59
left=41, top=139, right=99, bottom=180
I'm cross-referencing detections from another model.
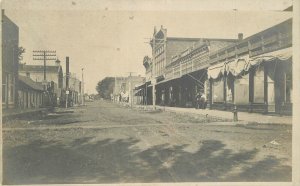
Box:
left=209, top=78, right=213, bottom=109
left=223, top=73, right=227, bottom=110
left=249, top=69, right=254, bottom=112
left=264, top=64, right=268, bottom=114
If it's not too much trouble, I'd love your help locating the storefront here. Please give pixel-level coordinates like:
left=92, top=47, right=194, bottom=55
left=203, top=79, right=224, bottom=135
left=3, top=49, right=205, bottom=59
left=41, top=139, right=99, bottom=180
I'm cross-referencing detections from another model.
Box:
left=154, top=68, right=207, bottom=108
left=18, top=75, right=44, bottom=109
left=207, top=47, right=292, bottom=115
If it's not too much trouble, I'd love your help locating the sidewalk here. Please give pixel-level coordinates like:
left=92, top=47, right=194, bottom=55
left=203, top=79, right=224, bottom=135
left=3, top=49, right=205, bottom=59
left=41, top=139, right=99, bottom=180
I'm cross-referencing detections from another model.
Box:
left=2, top=107, right=50, bottom=121
left=134, top=104, right=292, bottom=125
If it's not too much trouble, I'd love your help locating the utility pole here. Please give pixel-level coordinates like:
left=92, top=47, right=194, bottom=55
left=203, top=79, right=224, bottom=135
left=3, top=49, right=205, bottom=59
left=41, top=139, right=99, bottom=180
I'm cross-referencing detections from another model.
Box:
left=128, top=72, right=135, bottom=77
left=127, top=72, right=135, bottom=107
left=65, top=57, right=70, bottom=108
left=81, top=68, right=85, bottom=106
left=33, top=50, right=56, bottom=90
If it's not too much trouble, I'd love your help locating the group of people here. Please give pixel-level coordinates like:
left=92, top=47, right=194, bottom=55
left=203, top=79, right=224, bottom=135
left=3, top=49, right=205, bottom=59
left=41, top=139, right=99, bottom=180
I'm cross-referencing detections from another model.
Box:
left=195, top=92, right=207, bottom=109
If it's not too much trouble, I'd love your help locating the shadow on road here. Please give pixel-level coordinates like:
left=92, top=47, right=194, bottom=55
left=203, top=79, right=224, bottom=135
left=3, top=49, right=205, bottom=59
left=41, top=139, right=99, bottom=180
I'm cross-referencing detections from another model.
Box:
left=3, top=136, right=291, bottom=184
left=4, top=112, right=92, bottom=126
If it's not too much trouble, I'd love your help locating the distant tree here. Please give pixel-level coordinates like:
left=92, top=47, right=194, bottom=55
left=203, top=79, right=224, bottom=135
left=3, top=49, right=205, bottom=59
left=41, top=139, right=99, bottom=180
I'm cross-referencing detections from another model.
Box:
left=143, top=55, right=151, bottom=68
left=17, top=46, right=26, bottom=63
left=96, top=77, right=115, bottom=99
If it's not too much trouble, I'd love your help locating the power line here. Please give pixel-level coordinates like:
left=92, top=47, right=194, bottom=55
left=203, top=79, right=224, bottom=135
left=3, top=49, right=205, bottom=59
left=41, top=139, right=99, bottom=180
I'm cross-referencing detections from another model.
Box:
left=33, top=50, right=57, bottom=90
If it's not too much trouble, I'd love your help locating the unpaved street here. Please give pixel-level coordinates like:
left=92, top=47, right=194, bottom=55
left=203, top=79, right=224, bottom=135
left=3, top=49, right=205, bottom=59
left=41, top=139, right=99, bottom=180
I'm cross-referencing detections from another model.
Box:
left=2, top=100, right=292, bottom=184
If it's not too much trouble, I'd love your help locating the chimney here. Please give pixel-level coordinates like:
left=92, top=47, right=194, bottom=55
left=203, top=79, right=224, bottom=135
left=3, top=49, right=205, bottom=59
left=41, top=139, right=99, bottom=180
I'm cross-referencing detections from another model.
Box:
left=2, top=9, right=4, bottom=16
left=66, top=57, right=69, bottom=89
left=238, top=33, right=243, bottom=40
left=161, top=25, right=163, bottom=29
left=153, top=26, right=157, bottom=35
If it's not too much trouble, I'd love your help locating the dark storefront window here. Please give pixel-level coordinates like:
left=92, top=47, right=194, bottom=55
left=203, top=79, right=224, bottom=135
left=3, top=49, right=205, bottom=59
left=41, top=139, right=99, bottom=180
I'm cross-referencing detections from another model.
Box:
left=226, top=74, right=234, bottom=103
left=286, top=70, right=292, bottom=103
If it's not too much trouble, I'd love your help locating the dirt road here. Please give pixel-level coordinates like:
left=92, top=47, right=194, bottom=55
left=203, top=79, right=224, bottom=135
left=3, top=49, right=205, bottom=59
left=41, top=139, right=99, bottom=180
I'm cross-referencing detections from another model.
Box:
left=2, top=100, right=292, bottom=184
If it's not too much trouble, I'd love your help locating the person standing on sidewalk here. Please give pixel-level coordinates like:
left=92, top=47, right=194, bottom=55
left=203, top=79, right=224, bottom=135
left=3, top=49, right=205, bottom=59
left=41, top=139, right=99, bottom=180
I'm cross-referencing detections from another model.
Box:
left=195, top=93, right=201, bottom=109
left=200, top=93, right=207, bottom=109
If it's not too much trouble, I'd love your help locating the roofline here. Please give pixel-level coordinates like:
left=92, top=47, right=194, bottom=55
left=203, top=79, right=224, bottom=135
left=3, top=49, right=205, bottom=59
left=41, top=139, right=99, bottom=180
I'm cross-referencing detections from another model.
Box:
left=242, top=18, right=292, bottom=41
left=283, top=5, right=293, bottom=11
left=19, top=64, right=62, bottom=73
left=155, top=29, right=166, bottom=36
left=209, top=18, right=292, bottom=56
left=205, top=38, right=238, bottom=42
left=18, top=75, right=44, bottom=91
left=166, top=37, right=201, bottom=41
left=19, top=69, right=60, bottom=73
left=166, top=37, right=238, bottom=42
left=2, top=12, right=19, bottom=29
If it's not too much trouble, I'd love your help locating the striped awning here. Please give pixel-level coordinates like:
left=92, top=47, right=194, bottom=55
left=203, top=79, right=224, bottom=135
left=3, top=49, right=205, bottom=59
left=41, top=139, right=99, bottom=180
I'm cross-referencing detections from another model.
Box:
left=249, top=47, right=292, bottom=65
left=208, top=47, right=292, bottom=79
left=207, top=63, right=226, bottom=79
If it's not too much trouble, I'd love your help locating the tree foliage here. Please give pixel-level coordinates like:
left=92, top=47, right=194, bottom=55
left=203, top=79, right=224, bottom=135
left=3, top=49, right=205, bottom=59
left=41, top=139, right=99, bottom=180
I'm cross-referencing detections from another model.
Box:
left=96, top=77, right=115, bottom=99
left=18, top=46, right=26, bottom=62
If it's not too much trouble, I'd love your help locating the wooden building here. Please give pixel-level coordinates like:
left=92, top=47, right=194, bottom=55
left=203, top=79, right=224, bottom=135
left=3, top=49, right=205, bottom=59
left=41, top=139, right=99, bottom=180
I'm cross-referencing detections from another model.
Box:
left=139, top=18, right=292, bottom=115
left=19, top=63, right=64, bottom=101
left=17, top=75, right=44, bottom=109
left=2, top=10, right=19, bottom=109
left=207, top=18, right=292, bottom=115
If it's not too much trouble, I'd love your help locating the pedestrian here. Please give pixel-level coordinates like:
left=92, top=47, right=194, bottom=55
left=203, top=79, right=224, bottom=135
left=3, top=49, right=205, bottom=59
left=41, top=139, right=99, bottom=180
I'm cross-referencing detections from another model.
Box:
left=200, top=93, right=207, bottom=109
left=195, top=93, right=201, bottom=109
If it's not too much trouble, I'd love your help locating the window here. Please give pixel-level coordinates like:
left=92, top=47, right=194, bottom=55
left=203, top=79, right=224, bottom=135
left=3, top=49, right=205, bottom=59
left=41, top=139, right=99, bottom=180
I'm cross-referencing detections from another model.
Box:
left=213, top=78, right=224, bottom=103
left=2, top=73, right=7, bottom=102
left=286, top=70, right=292, bottom=103
left=234, top=74, right=249, bottom=104
left=226, top=75, right=234, bottom=103
left=253, top=65, right=264, bottom=103
left=7, top=74, right=15, bottom=103
left=266, top=63, right=275, bottom=104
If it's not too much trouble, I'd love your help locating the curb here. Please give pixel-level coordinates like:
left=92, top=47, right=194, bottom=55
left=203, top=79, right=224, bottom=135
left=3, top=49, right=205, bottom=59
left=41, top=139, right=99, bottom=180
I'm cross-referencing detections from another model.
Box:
left=132, top=105, right=292, bottom=126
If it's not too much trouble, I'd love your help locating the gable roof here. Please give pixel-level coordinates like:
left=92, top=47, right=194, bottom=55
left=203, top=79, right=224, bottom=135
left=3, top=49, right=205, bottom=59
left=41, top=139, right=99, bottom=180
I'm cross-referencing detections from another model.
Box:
left=18, top=75, right=44, bottom=91
left=19, top=64, right=62, bottom=74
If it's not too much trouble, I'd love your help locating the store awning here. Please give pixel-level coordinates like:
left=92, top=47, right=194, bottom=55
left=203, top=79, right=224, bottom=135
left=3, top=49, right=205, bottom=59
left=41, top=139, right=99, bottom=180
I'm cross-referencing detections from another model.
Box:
left=18, top=75, right=44, bottom=91
left=250, top=47, right=292, bottom=65
left=207, top=63, right=226, bottom=79
left=226, top=55, right=250, bottom=77
left=208, top=47, right=292, bottom=79
left=134, top=89, right=144, bottom=96
left=156, top=76, right=181, bottom=85
left=156, top=75, right=165, bottom=82
left=134, top=81, right=151, bottom=90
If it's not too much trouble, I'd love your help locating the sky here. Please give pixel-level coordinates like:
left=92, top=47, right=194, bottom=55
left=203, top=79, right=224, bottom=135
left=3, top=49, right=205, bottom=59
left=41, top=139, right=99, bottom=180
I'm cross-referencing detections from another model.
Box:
left=2, top=0, right=293, bottom=94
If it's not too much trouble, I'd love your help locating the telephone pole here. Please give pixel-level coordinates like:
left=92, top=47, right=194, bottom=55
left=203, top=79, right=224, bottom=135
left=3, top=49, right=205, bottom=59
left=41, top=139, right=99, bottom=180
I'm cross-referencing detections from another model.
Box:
left=66, top=57, right=70, bottom=108
left=81, top=68, right=85, bottom=106
left=33, top=50, right=56, bottom=90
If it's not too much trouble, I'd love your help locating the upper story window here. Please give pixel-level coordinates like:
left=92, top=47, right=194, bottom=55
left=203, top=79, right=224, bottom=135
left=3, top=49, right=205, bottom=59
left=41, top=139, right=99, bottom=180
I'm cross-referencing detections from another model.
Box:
left=155, top=45, right=164, bottom=56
